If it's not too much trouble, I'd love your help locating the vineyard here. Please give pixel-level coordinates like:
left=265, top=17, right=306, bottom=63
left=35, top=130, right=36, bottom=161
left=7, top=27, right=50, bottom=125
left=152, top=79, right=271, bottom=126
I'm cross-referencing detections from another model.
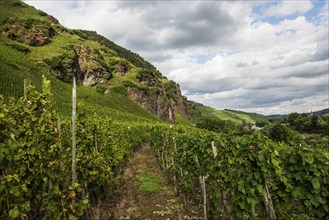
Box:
left=0, top=78, right=328, bottom=219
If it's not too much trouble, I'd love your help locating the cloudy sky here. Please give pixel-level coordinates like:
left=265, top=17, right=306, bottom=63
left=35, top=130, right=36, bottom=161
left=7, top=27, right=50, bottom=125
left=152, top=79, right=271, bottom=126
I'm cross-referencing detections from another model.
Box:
left=24, top=0, right=328, bottom=115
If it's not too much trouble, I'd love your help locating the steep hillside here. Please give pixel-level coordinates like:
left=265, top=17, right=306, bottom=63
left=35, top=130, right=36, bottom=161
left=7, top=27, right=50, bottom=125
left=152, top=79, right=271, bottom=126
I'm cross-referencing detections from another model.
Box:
left=0, top=0, right=195, bottom=123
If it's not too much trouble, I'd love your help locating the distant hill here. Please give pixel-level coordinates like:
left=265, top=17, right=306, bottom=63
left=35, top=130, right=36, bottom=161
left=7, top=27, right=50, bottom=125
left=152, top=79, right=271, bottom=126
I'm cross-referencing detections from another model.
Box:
left=313, top=108, right=329, bottom=116
left=267, top=108, right=329, bottom=119
left=188, top=101, right=268, bottom=125
left=266, top=114, right=288, bottom=119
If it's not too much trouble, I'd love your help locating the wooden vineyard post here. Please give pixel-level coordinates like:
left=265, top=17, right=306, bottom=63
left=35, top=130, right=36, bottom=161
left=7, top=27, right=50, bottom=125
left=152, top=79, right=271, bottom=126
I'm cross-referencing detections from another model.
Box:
left=263, top=181, right=276, bottom=220
left=172, top=139, right=178, bottom=195
left=201, top=175, right=207, bottom=220
left=212, top=141, right=231, bottom=219
left=161, top=147, right=165, bottom=169
left=161, top=134, right=165, bottom=169
left=157, top=149, right=161, bottom=162
left=211, top=141, right=217, bottom=158
left=94, top=131, right=98, bottom=152
left=164, top=148, right=168, bottom=169
left=72, top=77, right=77, bottom=185
left=196, top=155, right=207, bottom=220
left=58, top=118, right=62, bottom=152
left=24, top=79, right=27, bottom=100
left=179, top=149, right=187, bottom=206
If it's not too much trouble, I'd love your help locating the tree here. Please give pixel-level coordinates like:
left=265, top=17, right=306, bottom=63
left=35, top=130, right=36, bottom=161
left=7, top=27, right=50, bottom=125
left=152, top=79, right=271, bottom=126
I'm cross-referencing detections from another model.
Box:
left=262, top=123, right=302, bottom=143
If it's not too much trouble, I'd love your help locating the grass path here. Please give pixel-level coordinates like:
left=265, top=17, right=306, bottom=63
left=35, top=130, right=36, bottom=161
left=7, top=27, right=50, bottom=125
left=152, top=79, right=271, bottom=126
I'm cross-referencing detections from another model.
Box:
left=106, top=143, right=201, bottom=220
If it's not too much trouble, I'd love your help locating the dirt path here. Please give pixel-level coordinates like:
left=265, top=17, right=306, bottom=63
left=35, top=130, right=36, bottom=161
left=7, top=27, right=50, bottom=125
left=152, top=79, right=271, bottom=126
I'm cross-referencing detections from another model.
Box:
left=105, top=143, right=201, bottom=220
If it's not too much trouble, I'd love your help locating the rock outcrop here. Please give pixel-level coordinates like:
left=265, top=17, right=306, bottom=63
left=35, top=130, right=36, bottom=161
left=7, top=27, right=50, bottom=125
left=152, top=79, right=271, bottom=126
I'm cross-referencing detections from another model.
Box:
left=116, top=61, right=129, bottom=76
left=47, top=45, right=112, bottom=86
left=1, top=18, right=56, bottom=46
left=75, top=46, right=112, bottom=86
left=125, top=80, right=193, bottom=123
left=137, top=70, right=160, bottom=87
left=128, top=89, right=175, bottom=123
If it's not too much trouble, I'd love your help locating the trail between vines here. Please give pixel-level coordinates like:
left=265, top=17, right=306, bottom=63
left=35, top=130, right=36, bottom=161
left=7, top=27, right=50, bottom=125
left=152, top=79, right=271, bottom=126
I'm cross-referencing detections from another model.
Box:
left=109, top=143, right=201, bottom=220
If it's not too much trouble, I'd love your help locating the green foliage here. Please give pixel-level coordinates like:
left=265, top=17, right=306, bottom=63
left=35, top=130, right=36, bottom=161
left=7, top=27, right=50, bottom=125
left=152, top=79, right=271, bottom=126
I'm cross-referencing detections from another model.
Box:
left=196, top=117, right=236, bottom=133
left=0, top=80, right=86, bottom=219
left=255, top=120, right=269, bottom=127
left=163, top=80, right=177, bottom=100
left=149, top=125, right=329, bottom=219
left=0, top=81, right=154, bottom=218
left=284, top=112, right=327, bottom=134
left=44, top=55, right=63, bottom=69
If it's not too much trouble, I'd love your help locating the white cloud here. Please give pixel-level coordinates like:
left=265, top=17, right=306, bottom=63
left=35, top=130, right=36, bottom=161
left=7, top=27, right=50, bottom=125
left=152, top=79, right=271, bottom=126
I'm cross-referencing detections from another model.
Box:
left=262, top=0, right=313, bottom=18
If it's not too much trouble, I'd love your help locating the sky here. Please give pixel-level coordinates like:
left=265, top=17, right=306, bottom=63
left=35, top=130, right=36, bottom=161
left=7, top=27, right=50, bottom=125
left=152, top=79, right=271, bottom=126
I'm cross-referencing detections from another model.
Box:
left=23, top=0, right=329, bottom=115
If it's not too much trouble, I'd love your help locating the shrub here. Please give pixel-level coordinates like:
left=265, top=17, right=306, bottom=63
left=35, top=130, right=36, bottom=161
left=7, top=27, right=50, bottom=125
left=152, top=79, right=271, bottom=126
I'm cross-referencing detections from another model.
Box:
left=263, top=123, right=302, bottom=143
left=38, top=10, right=48, bottom=16
left=8, top=43, right=30, bottom=54
left=44, top=56, right=62, bottom=69
left=96, top=85, right=107, bottom=94
left=7, top=32, right=17, bottom=40
left=12, top=1, right=24, bottom=7
left=111, top=86, right=127, bottom=96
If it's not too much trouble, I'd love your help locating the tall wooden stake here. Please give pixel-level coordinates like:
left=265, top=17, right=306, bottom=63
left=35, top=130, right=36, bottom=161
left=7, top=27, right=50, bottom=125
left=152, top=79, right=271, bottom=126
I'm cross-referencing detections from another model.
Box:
left=72, top=77, right=77, bottom=185
left=24, top=79, right=27, bottom=100
left=211, top=141, right=217, bottom=158
left=263, top=181, right=276, bottom=220
left=58, top=118, right=62, bottom=152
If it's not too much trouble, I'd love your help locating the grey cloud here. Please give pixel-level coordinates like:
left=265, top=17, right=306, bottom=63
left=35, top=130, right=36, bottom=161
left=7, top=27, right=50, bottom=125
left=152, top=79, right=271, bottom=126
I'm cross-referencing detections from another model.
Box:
left=143, top=52, right=172, bottom=63
left=165, top=3, right=235, bottom=48
left=310, top=41, right=329, bottom=62
left=284, top=63, right=328, bottom=78
left=182, top=77, right=244, bottom=95
left=183, top=72, right=328, bottom=110
left=236, top=81, right=327, bottom=108
left=236, top=62, right=248, bottom=68
left=116, top=1, right=159, bottom=11
left=119, top=1, right=236, bottom=52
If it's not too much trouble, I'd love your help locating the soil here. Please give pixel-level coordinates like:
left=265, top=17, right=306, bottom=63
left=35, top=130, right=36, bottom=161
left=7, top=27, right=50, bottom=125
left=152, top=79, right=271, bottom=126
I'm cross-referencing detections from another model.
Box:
left=93, top=143, right=202, bottom=220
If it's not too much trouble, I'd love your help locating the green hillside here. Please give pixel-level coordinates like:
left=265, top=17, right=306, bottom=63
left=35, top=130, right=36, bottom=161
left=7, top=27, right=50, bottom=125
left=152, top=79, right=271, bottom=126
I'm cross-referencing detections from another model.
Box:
left=190, top=101, right=268, bottom=125
left=0, top=34, right=160, bottom=122
left=0, top=0, right=177, bottom=122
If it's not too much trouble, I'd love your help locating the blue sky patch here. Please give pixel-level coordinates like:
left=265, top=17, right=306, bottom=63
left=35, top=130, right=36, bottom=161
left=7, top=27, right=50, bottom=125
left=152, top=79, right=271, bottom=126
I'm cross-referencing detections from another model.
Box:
left=252, top=0, right=326, bottom=25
